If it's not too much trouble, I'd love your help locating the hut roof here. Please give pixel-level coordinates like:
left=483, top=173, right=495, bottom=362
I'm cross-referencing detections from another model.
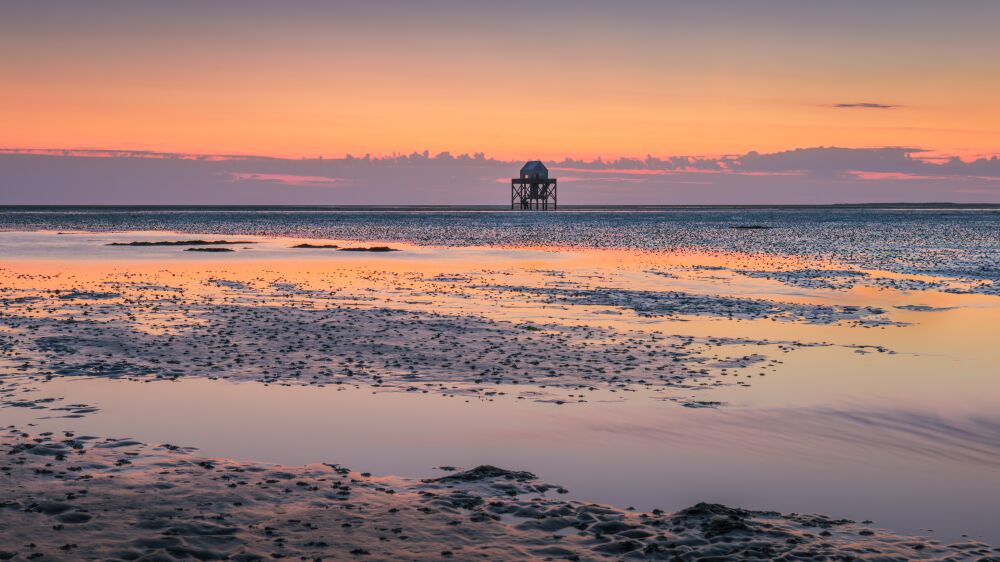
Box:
left=520, top=161, right=548, bottom=174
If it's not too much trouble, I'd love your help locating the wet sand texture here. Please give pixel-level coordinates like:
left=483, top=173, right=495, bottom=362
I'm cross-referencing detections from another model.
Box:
left=0, top=267, right=833, bottom=401
left=3, top=428, right=996, bottom=562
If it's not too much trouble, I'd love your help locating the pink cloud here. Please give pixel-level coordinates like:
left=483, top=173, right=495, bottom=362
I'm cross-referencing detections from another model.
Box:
left=848, top=170, right=940, bottom=181
left=230, top=173, right=343, bottom=187
left=0, top=147, right=251, bottom=161
left=848, top=170, right=1000, bottom=182
left=551, top=167, right=675, bottom=175
left=551, top=166, right=804, bottom=177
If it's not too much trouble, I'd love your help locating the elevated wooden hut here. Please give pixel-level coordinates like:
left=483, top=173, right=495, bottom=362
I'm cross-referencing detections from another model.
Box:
left=511, top=161, right=557, bottom=210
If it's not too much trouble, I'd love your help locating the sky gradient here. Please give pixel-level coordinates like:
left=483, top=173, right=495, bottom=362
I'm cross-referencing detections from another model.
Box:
left=1, top=1, right=999, bottom=203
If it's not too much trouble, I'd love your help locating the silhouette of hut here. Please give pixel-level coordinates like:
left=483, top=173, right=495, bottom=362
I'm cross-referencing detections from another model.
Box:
left=511, top=161, right=557, bottom=210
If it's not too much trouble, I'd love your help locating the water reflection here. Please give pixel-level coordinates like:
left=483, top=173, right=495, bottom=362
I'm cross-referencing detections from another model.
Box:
left=6, top=377, right=999, bottom=543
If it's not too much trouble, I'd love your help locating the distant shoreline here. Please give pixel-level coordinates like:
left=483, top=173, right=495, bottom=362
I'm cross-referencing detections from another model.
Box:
left=2, top=203, right=999, bottom=211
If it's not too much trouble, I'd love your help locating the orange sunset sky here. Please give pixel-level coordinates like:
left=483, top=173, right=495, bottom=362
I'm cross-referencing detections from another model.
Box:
left=2, top=1, right=999, bottom=161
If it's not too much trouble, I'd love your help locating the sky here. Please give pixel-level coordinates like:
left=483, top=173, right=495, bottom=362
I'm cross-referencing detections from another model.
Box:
left=1, top=0, right=999, bottom=204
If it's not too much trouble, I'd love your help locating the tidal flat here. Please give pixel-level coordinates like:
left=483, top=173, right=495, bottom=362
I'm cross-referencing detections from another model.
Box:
left=1, top=220, right=999, bottom=560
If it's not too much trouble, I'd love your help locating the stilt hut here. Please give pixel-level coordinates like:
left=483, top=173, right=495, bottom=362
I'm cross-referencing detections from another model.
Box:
left=511, top=161, right=558, bottom=210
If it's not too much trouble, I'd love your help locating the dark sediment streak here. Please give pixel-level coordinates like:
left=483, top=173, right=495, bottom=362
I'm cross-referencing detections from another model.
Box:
left=107, top=240, right=254, bottom=246
left=339, top=246, right=399, bottom=252
left=292, top=243, right=340, bottom=249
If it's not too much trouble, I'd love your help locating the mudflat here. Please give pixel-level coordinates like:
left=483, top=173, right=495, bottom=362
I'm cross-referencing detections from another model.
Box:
left=1, top=225, right=999, bottom=559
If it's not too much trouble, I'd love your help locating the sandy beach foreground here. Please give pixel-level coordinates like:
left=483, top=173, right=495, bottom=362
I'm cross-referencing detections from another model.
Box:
left=2, top=230, right=999, bottom=560
left=5, top=428, right=997, bottom=561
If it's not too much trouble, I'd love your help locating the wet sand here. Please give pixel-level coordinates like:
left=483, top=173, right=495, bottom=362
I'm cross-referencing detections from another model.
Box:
left=2, top=230, right=999, bottom=559
left=3, top=428, right=997, bottom=561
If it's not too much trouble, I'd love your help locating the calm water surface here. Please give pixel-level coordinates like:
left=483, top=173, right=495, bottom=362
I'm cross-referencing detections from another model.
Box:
left=7, top=374, right=999, bottom=544
left=1, top=205, right=998, bottom=287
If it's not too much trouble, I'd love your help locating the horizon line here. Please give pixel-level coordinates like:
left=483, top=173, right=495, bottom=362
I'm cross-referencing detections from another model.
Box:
left=4, top=145, right=998, bottom=164
left=3, top=203, right=999, bottom=208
